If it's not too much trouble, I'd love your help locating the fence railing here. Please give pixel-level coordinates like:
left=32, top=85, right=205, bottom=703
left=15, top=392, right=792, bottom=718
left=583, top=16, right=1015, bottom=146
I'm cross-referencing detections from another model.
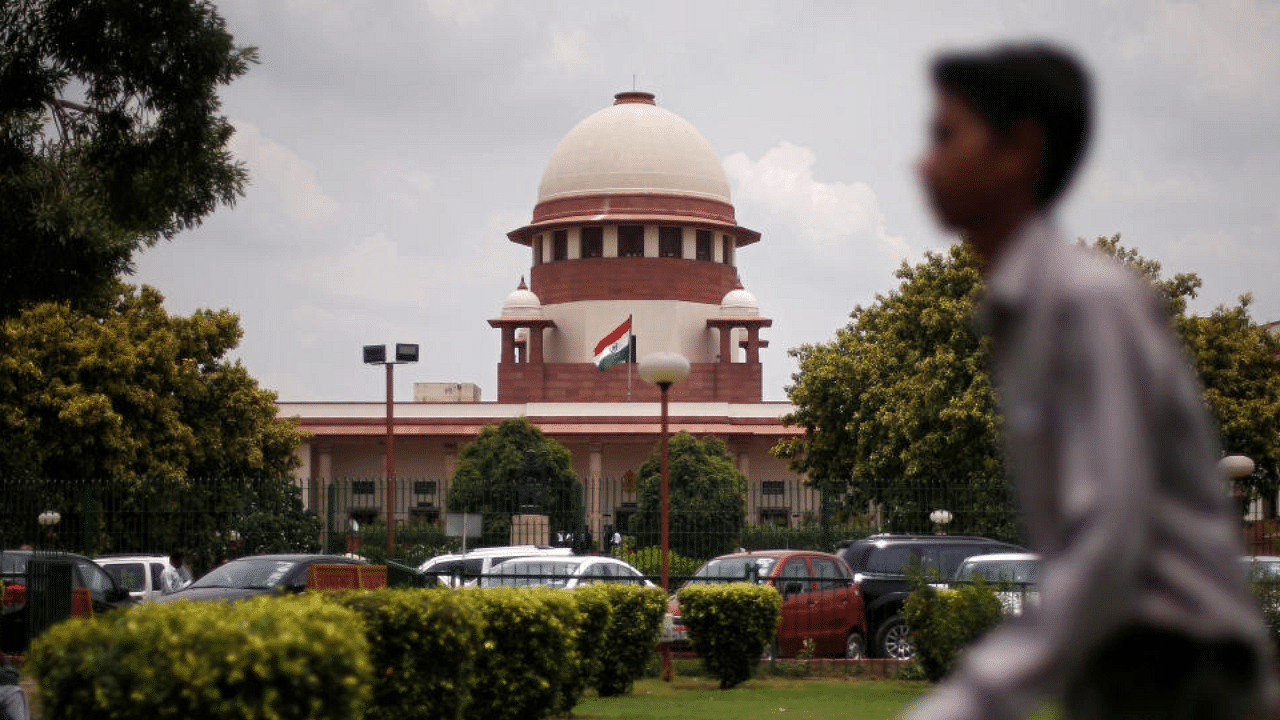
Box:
left=1, top=476, right=1275, bottom=573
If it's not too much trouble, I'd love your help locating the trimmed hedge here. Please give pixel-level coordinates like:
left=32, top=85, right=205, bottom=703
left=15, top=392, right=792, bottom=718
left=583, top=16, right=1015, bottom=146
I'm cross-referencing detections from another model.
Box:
left=333, top=588, right=484, bottom=720
left=464, top=587, right=582, bottom=720
left=28, top=595, right=371, bottom=720
left=575, top=584, right=666, bottom=696
left=677, top=582, right=782, bottom=689
left=902, top=580, right=1004, bottom=682
left=567, top=585, right=613, bottom=700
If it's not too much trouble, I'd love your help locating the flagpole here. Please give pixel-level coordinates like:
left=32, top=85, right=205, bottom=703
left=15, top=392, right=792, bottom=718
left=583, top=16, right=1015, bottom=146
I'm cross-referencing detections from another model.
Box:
left=627, top=314, right=633, bottom=401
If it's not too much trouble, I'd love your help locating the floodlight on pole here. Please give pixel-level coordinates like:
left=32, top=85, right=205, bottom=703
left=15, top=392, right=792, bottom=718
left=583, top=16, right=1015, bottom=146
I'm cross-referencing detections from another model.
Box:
left=639, top=352, right=691, bottom=591
left=364, top=342, right=420, bottom=559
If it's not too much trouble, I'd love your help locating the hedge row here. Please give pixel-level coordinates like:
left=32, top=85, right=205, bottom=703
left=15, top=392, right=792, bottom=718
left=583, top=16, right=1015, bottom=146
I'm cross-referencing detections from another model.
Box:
left=676, top=582, right=783, bottom=689
left=28, top=584, right=667, bottom=720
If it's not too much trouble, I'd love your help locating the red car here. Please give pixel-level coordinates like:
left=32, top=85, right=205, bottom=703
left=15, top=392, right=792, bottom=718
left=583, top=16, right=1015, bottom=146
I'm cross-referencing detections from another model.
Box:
left=667, top=550, right=868, bottom=659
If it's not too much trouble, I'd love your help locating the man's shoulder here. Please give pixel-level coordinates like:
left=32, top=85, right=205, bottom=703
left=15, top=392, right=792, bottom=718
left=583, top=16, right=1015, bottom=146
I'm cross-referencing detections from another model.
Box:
left=1045, top=241, right=1159, bottom=314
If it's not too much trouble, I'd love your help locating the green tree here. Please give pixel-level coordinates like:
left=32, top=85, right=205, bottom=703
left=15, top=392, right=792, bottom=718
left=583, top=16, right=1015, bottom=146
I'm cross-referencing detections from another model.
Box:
left=777, top=237, right=1280, bottom=535
left=446, top=418, right=585, bottom=547
left=0, top=283, right=310, bottom=555
left=631, top=432, right=747, bottom=560
left=0, top=0, right=255, bottom=317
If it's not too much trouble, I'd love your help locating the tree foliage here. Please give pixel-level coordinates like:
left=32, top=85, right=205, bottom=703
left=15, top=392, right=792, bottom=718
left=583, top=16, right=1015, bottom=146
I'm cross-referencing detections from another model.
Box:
left=447, top=417, right=585, bottom=546
left=778, top=236, right=1280, bottom=534
left=0, top=282, right=302, bottom=481
left=0, top=0, right=255, bottom=316
left=631, top=432, right=747, bottom=559
left=0, top=283, right=312, bottom=556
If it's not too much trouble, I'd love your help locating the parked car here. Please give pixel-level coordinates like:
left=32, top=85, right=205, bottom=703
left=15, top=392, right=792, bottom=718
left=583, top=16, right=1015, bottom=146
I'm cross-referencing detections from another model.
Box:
left=836, top=534, right=1026, bottom=659
left=481, top=555, right=654, bottom=589
left=935, top=552, right=1040, bottom=616
left=1243, top=555, right=1280, bottom=579
left=1, top=549, right=136, bottom=653
left=154, top=554, right=365, bottom=603
left=667, top=550, right=868, bottom=660
left=95, top=554, right=185, bottom=603
left=420, top=545, right=574, bottom=587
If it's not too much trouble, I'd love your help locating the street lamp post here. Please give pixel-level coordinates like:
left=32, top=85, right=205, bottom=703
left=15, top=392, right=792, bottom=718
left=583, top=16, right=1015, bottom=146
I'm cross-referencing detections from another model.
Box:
left=638, top=352, right=691, bottom=591
left=37, top=510, right=61, bottom=552
left=364, top=343, right=419, bottom=559
left=929, top=509, right=953, bottom=535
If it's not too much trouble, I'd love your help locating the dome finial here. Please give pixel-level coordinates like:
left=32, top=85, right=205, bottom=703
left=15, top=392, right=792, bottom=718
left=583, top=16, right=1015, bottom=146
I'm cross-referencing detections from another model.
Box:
left=614, top=91, right=655, bottom=105
left=517, top=276, right=528, bottom=290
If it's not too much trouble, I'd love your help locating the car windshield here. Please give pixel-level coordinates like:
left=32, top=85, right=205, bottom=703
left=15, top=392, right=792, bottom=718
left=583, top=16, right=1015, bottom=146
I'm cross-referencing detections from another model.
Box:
left=688, top=556, right=777, bottom=585
left=1243, top=558, right=1280, bottom=578
left=190, top=559, right=298, bottom=590
left=956, top=559, right=1038, bottom=584
left=485, top=561, right=580, bottom=588
left=103, top=563, right=147, bottom=592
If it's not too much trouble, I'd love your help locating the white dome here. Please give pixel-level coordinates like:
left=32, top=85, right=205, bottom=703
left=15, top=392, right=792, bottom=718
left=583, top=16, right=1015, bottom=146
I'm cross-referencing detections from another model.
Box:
left=537, top=93, right=731, bottom=204
left=719, top=288, right=759, bottom=316
left=502, top=284, right=543, bottom=317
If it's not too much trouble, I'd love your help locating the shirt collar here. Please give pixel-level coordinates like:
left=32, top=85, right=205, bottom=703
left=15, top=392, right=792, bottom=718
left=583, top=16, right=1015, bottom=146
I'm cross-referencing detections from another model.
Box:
left=975, top=213, right=1059, bottom=334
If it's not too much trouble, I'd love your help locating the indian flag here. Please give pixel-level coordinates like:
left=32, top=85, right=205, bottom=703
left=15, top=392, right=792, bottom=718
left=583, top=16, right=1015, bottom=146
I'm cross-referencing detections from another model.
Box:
left=593, top=316, right=633, bottom=371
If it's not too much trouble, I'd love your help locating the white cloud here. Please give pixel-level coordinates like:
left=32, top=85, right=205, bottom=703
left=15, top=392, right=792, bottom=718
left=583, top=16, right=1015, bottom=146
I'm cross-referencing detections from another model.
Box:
left=724, top=142, right=910, bottom=258
left=547, top=27, right=591, bottom=72
left=1119, top=0, right=1280, bottom=104
left=231, top=119, right=341, bottom=229
left=289, top=233, right=425, bottom=305
left=425, top=0, right=496, bottom=25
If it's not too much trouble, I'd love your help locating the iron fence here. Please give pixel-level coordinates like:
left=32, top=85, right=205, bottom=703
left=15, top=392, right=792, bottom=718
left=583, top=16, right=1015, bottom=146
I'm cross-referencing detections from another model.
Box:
left=1, top=475, right=1275, bottom=572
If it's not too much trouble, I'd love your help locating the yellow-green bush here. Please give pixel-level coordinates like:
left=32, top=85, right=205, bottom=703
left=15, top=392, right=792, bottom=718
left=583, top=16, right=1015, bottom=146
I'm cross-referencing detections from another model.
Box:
left=575, top=584, right=666, bottom=696
left=676, top=583, right=781, bottom=689
left=567, top=586, right=613, bottom=700
left=902, top=580, right=1004, bottom=682
left=334, top=588, right=484, bottom=720
left=464, top=587, right=582, bottom=720
left=28, top=595, right=371, bottom=720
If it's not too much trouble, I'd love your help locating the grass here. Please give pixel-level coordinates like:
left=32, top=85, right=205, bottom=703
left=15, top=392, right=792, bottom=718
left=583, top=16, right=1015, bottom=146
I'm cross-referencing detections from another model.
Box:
left=574, top=677, right=1062, bottom=720
left=574, top=676, right=926, bottom=720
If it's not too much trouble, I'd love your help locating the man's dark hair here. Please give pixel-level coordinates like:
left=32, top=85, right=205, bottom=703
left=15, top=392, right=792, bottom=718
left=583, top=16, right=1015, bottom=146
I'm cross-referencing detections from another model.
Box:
left=933, top=43, right=1092, bottom=205
left=170, top=551, right=184, bottom=566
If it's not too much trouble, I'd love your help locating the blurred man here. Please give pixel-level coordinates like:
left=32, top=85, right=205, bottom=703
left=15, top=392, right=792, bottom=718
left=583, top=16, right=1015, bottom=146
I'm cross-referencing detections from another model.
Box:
left=906, top=43, right=1276, bottom=720
left=160, top=550, right=190, bottom=595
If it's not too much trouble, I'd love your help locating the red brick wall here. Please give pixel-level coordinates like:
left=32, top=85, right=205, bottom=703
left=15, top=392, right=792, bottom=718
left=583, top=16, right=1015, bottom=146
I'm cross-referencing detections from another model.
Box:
left=497, top=362, right=762, bottom=403
left=530, top=257, right=739, bottom=305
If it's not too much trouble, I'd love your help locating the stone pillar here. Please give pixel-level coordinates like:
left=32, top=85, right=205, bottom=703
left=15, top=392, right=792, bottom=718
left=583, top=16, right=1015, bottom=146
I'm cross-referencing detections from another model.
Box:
left=719, top=324, right=735, bottom=364
left=499, top=325, right=516, bottom=364
left=528, top=324, right=545, bottom=364
left=745, top=326, right=762, bottom=364
left=588, top=444, right=604, bottom=541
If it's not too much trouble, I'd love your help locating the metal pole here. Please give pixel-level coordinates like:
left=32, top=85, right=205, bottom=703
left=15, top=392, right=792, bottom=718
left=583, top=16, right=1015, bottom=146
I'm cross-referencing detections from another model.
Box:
left=659, top=381, right=671, bottom=591
left=386, top=362, right=395, bottom=559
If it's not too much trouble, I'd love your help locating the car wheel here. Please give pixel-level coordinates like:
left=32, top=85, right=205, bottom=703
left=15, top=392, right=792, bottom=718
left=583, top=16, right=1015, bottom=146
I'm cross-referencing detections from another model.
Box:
left=844, top=631, right=865, bottom=660
left=876, top=615, right=913, bottom=660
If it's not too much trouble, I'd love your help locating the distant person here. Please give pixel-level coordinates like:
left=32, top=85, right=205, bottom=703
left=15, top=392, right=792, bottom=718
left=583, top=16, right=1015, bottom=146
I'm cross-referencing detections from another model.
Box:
left=160, top=551, right=190, bottom=595
left=905, top=43, right=1277, bottom=720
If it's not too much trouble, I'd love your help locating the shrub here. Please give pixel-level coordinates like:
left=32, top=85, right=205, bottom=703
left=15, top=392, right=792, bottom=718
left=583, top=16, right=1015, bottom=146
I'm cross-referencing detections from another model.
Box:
left=566, top=586, right=612, bottom=699
left=738, top=520, right=872, bottom=554
left=465, top=587, right=582, bottom=720
left=576, top=584, right=666, bottom=696
left=614, top=543, right=702, bottom=582
left=676, top=582, right=782, bottom=689
left=1249, top=572, right=1280, bottom=658
left=28, top=595, right=371, bottom=720
left=902, top=579, right=1004, bottom=682
left=333, top=588, right=485, bottom=720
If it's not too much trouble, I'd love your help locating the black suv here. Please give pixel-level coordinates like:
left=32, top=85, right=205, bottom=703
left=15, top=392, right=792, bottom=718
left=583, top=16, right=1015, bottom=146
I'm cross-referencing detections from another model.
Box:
left=836, top=534, right=1025, bottom=659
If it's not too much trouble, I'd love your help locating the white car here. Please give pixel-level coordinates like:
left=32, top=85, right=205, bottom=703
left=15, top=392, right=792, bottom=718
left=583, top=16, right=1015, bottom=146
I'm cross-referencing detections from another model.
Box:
left=934, top=552, right=1040, bottom=616
left=95, top=554, right=186, bottom=603
left=481, top=555, right=655, bottom=589
left=419, top=545, right=573, bottom=587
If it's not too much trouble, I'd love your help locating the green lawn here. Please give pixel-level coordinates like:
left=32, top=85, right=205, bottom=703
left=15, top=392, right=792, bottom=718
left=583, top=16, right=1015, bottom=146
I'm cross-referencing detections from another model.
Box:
left=574, top=677, right=1060, bottom=720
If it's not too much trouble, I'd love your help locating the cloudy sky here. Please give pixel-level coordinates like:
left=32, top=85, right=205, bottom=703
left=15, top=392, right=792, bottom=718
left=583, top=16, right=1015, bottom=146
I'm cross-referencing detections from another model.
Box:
left=132, top=0, right=1280, bottom=404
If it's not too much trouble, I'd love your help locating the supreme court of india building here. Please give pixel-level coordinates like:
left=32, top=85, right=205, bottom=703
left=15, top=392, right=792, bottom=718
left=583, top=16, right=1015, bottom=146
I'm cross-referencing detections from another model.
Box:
left=277, top=91, right=817, bottom=541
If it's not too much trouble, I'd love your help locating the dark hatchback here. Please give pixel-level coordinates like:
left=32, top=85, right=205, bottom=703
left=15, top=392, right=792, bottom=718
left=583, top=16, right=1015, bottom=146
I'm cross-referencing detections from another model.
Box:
left=2, top=549, right=136, bottom=653
left=155, top=554, right=366, bottom=603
